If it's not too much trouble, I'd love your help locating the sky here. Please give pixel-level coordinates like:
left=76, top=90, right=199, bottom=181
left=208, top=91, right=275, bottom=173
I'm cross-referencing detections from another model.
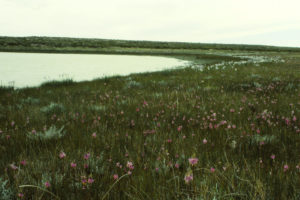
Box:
left=0, top=0, right=300, bottom=47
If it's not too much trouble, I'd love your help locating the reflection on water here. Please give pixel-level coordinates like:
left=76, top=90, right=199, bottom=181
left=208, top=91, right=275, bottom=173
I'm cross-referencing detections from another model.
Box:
left=0, top=52, right=188, bottom=88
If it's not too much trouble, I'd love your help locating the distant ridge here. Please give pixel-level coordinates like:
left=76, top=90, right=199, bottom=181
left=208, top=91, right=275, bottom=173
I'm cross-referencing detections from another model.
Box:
left=0, top=36, right=300, bottom=53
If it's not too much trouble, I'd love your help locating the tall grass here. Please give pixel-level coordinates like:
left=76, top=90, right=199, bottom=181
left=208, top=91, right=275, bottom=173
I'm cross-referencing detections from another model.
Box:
left=0, top=51, right=299, bottom=199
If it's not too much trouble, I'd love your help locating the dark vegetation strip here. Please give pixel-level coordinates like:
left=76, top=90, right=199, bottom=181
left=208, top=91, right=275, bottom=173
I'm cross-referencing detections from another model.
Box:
left=1, top=36, right=300, bottom=53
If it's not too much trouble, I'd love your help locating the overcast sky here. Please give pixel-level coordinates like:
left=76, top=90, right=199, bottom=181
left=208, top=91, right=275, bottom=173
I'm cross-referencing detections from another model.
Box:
left=0, top=0, right=299, bottom=47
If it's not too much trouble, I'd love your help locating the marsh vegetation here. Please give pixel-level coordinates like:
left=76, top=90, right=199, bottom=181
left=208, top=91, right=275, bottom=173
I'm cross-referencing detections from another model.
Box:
left=0, top=37, right=299, bottom=199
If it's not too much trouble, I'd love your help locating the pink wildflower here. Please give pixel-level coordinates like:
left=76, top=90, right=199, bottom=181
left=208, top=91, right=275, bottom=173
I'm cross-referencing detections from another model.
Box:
left=127, top=161, right=134, bottom=170
left=184, top=174, right=193, bottom=184
left=45, top=182, right=51, bottom=188
left=284, top=164, right=289, bottom=172
left=70, top=162, right=77, bottom=168
left=188, top=158, right=198, bottom=166
left=88, top=178, right=94, bottom=184
left=18, top=193, right=24, bottom=198
left=9, top=163, right=18, bottom=170
left=220, top=120, right=227, bottom=125
left=59, top=152, right=66, bottom=159
left=113, top=174, right=119, bottom=180
left=270, top=154, right=275, bottom=160
left=293, top=116, right=297, bottom=122
left=143, top=100, right=148, bottom=106
left=210, top=167, right=215, bottom=173
left=177, top=126, right=182, bottom=132
left=92, top=132, right=97, bottom=138
left=84, top=153, right=90, bottom=160
left=203, top=138, right=207, bottom=144
left=285, top=118, right=291, bottom=125
left=20, top=160, right=27, bottom=166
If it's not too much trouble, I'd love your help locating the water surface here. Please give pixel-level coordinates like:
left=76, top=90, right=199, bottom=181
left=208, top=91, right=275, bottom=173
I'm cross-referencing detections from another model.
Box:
left=0, top=52, right=189, bottom=88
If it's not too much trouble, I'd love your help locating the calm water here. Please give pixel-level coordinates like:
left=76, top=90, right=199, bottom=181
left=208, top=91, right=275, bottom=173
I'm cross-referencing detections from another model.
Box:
left=0, top=52, right=189, bottom=88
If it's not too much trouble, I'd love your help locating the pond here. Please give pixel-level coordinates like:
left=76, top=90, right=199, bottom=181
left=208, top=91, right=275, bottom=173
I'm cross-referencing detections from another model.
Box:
left=0, top=52, right=189, bottom=88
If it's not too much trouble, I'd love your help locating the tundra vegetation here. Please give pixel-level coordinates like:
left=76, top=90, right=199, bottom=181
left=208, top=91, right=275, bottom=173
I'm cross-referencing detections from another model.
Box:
left=0, top=37, right=300, bottom=199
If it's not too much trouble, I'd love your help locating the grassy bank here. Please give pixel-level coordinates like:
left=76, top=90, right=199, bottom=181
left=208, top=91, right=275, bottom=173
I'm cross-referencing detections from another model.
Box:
left=0, top=39, right=300, bottom=199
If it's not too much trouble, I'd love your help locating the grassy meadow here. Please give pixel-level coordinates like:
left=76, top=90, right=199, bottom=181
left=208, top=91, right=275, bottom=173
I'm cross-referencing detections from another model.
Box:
left=0, top=37, right=300, bottom=199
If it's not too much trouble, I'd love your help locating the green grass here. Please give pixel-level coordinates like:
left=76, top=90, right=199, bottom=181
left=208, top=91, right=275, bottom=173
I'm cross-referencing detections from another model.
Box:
left=0, top=42, right=300, bottom=199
